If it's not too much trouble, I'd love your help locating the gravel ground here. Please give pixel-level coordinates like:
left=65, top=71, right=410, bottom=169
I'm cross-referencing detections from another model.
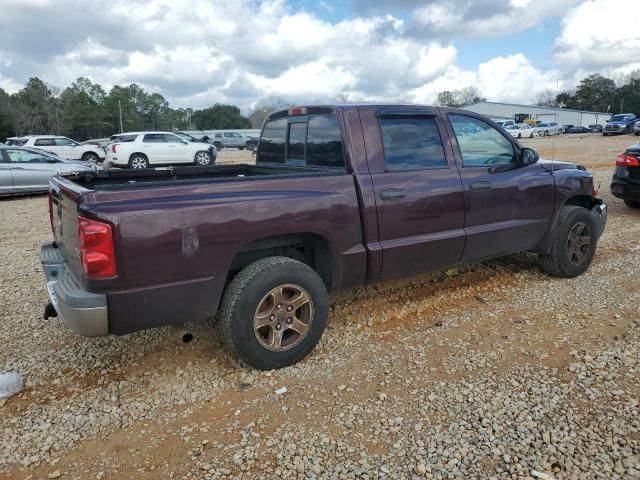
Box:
left=1, top=137, right=639, bottom=480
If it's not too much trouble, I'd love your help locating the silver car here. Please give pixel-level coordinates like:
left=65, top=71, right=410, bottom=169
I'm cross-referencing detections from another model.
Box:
left=0, top=146, right=96, bottom=195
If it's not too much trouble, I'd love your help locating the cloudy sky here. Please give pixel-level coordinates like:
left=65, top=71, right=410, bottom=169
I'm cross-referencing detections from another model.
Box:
left=0, top=0, right=638, bottom=112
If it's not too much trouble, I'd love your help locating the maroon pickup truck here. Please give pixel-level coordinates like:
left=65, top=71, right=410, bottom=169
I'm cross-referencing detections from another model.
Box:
left=41, top=104, right=607, bottom=369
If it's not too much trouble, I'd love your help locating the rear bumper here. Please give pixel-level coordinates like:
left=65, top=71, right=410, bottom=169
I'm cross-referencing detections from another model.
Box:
left=611, top=172, right=640, bottom=201
left=41, top=242, right=108, bottom=336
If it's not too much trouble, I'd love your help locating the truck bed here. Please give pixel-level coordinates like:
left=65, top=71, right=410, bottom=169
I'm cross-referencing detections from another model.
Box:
left=63, top=163, right=342, bottom=191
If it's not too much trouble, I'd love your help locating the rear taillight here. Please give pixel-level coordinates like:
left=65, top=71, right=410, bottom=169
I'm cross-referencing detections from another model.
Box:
left=48, top=192, right=54, bottom=233
left=111, top=144, right=118, bottom=153
left=616, top=153, right=640, bottom=167
left=78, top=216, right=116, bottom=278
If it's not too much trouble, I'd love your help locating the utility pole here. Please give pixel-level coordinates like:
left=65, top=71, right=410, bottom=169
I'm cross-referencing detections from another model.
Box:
left=118, top=100, right=124, bottom=133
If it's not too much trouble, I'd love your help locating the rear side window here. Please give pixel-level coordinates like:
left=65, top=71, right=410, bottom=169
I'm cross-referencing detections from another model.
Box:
left=34, top=138, right=56, bottom=146
left=5, top=139, right=28, bottom=146
left=143, top=134, right=166, bottom=143
left=380, top=117, right=446, bottom=170
left=258, top=118, right=287, bottom=163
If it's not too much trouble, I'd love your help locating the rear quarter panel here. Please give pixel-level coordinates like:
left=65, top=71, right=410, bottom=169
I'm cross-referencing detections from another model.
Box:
left=80, top=173, right=366, bottom=333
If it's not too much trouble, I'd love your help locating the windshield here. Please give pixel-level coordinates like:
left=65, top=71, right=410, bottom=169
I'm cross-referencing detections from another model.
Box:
left=610, top=115, right=628, bottom=122
left=176, top=132, right=197, bottom=142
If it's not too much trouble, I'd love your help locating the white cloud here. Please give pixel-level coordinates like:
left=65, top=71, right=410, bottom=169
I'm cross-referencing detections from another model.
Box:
left=413, top=0, right=578, bottom=38
left=0, top=0, right=630, bottom=113
left=554, top=0, right=640, bottom=71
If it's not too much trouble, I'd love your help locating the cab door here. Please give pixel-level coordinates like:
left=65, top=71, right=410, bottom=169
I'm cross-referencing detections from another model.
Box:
left=359, top=106, right=466, bottom=279
left=445, top=112, right=555, bottom=261
left=163, top=133, right=190, bottom=163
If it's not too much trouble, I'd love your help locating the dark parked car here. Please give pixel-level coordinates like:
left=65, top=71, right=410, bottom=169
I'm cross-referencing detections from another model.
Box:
left=40, top=104, right=607, bottom=369
left=588, top=124, right=603, bottom=133
left=561, top=124, right=574, bottom=133
left=0, top=146, right=95, bottom=195
left=565, top=126, right=591, bottom=134
left=611, top=142, right=640, bottom=208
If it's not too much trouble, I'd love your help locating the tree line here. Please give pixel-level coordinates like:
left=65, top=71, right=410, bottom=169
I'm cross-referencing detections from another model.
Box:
left=2, top=71, right=638, bottom=142
left=0, top=77, right=251, bottom=141
left=435, top=71, right=640, bottom=116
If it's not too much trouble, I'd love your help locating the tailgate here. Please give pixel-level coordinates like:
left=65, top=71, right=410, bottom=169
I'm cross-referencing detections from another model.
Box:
left=49, top=176, right=90, bottom=281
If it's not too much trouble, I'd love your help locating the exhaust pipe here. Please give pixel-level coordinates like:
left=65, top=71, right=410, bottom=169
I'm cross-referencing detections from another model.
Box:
left=171, top=325, right=193, bottom=343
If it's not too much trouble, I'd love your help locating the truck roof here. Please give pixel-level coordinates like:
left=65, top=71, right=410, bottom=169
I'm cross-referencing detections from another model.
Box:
left=266, top=103, right=438, bottom=122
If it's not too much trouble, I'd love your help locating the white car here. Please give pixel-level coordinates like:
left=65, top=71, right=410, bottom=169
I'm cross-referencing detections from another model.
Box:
left=105, top=131, right=216, bottom=169
left=505, top=124, right=535, bottom=139
left=533, top=122, right=561, bottom=137
left=495, top=120, right=515, bottom=128
left=5, top=135, right=105, bottom=163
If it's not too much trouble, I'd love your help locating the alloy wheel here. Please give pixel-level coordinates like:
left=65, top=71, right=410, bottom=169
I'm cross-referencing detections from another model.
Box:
left=253, top=284, right=314, bottom=352
left=566, top=222, right=591, bottom=265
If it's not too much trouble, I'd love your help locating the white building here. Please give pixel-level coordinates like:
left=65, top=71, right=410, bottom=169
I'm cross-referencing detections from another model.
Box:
left=464, top=102, right=612, bottom=127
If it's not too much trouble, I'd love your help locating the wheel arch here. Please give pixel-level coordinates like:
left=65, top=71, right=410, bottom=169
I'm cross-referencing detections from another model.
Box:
left=227, top=233, right=335, bottom=291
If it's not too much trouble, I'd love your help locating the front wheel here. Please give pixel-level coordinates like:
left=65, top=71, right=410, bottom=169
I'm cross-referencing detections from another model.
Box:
left=194, top=150, right=212, bottom=166
left=219, top=257, right=329, bottom=370
left=82, top=152, right=100, bottom=164
left=624, top=199, right=640, bottom=208
left=539, top=206, right=598, bottom=278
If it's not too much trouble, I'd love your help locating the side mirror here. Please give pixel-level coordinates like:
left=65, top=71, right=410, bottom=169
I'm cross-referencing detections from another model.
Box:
left=520, top=147, right=539, bottom=165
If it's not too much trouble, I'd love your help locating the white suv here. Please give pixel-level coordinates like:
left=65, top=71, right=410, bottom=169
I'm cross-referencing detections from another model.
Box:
left=6, top=135, right=105, bottom=163
left=105, top=132, right=216, bottom=169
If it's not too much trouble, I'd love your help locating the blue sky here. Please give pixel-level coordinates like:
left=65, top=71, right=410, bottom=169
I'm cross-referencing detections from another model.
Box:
left=0, top=0, right=637, bottom=110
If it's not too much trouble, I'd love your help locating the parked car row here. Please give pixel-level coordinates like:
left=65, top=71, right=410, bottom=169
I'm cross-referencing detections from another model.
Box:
left=5, top=135, right=105, bottom=163
left=0, top=145, right=96, bottom=195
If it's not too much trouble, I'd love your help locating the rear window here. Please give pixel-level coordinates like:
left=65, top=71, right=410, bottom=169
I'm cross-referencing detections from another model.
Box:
left=258, top=118, right=287, bottom=163
left=258, top=115, right=345, bottom=168
left=5, top=139, right=28, bottom=146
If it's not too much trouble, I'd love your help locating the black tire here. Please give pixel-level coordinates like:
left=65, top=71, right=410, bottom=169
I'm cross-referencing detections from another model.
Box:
left=539, top=206, right=598, bottom=278
left=128, top=153, right=149, bottom=169
left=518, top=133, right=521, bottom=138
left=82, top=152, right=100, bottom=164
left=603, top=133, right=608, bottom=136
left=194, top=150, right=211, bottom=166
left=624, top=199, right=640, bottom=208
left=219, top=257, right=329, bottom=370
left=238, top=147, right=245, bottom=151
left=214, top=142, right=223, bottom=150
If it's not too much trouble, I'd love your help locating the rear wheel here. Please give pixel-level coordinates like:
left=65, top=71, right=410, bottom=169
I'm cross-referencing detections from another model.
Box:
left=194, top=150, right=211, bottom=166
left=219, top=257, right=329, bottom=370
left=624, top=199, right=640, bottom=208
left=128, top=154, right=149, bottom=169
left=539, top=206, right=598, bottom=278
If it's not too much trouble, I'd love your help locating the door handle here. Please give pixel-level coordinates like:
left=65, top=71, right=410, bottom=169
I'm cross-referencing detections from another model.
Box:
left=469, top=181, right=491, bottom=190
left=379, top=189, right=406, bottom=200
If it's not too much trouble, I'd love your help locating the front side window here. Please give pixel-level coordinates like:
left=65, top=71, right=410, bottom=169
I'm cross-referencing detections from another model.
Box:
left=163, top=134, right=183, bottom=143
left=143, top=134, right=166, bottom=143
left=54, top=137, right=75, bottom=146
left=5, top=149, right=52, bottom=163
left=380, top=117, right=446, bottom=171
left=34, top=138, right=56, bottom=146
left=449, top=114, right=515, bottom=167
left=258, top=118, right=287, bottom=163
